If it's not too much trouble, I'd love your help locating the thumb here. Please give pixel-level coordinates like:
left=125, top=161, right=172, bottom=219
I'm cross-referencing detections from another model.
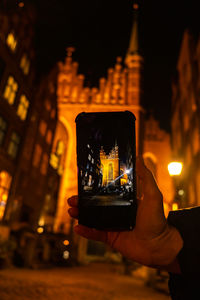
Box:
left=136, top=156, right=163, bottom=203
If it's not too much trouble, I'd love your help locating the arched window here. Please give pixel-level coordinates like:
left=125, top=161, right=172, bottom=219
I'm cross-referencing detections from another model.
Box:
left=108, top=163, right=113, bottom=181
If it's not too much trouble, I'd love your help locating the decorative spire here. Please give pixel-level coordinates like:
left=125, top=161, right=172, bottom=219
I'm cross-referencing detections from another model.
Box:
left=65, top=47, right=75, bottom=66
left=125, top=2, right=140, bottom=67
left=66, top=47, right=75, bottom=57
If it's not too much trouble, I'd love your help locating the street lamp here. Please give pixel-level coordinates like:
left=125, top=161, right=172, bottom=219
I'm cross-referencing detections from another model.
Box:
left=168, top=161, right=183, bottom=210
left=168, top=161, right=183, bottom=176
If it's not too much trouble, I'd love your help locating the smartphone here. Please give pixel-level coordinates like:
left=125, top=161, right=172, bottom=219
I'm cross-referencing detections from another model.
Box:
left=75, top=111, right=137, bottom=231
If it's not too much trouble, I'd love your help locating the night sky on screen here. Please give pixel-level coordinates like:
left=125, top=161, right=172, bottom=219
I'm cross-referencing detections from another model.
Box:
left=33, top=0, right=200, bottom=132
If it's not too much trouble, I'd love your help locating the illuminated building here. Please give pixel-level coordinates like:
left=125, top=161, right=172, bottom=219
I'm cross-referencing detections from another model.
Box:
left=99, top=144, right=129, bottom=187
left=100, top=144, right=119, bottom=186
left=0, top=2, right=60, bottom=266
left=0, top=3, right=36, bottom=236
left=171, top=29, right=200, bottom=207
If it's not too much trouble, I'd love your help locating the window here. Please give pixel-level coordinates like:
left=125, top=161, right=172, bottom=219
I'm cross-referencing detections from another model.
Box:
left=50, top=109, right=56, bottom=119
left=0, top=171, right=12, bottom=220
left=46, top=130, right=52, bottom=144
left=58, top=164, right=64, bottom=175
left=6, top=33, right=17, bottom=52
left=17, top=94, right=29, bottom=120
left=20, top=54, right=30, bottom=75
left=45, top=100, right=51, bottom=111
left=0, top=116, right=7, bottom=146
left=32, top=144, right=42, bottom=167
left=50, top=153, right=59, bottom=169
left=50, top=140, right=65, bottom=173
left=3, top=76, right=18, bottom=105
left=39, top=120, right=47, bottom=136
left=40, top=153, right=48, bottom=175
left=7, top=132, right=20, bottom=159
left=56, top=140, right=64, bottom=155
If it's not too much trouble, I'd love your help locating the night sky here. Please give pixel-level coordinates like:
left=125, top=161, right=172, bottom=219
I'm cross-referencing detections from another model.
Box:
left=33, top=0, right=200, bottom=132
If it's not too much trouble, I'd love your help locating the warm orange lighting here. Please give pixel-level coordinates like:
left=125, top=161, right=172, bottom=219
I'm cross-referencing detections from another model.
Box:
left=37, top=227, right=44, bottom=234
left=172, top=203, right=179, bottom=211
left=63, top=239, right=70, bottom=246
left=6, top=33, right=17, bottom=52
left=0, top=172, right=6, bottom=179
left=168, top=162, right=183, bottom=176
left=2, top=194, right=7, bottom=202
left=38, top=218, right=44, bottom=226
left=18, top=2, right=24, bottom=7
left=133, top=3, right=139, bottom=10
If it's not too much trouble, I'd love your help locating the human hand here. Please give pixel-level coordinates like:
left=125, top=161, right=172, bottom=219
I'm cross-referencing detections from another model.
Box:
left=68, top=157, right=183, bottom=270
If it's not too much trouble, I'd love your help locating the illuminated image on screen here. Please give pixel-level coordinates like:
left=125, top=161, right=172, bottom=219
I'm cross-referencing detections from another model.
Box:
left=77, top=113, right=135, bottom=207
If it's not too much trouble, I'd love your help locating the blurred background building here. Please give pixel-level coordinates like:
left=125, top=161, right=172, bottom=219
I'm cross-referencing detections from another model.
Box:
left=171, top=29, right=200, bottom=209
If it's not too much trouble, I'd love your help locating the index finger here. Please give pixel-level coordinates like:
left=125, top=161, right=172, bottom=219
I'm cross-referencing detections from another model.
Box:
left=68, top=195, right=78, bottom=207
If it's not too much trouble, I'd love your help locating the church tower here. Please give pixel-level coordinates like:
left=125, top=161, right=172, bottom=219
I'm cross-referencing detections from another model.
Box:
left=125, top=2, right=143, bottom=106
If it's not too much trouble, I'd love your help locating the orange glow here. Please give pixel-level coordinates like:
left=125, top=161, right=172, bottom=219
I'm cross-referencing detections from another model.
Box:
left=133, top=4, right=139, bottom=10
left=168, top=162, right=183, bottom=176
left=172, top=203, right=179, bottom=211
left=0, top=171, right=12, bottom=221
left=37, top=227, right=44, bottom=234
left=2, top=194, right=7, bottom=202
left=0, top=172, right=6, bottom=179
left=18, top=2, right=24, bottom=7
left=6, top=33, right=17, bottom=52
left=63, top=239, right=70, bottom=246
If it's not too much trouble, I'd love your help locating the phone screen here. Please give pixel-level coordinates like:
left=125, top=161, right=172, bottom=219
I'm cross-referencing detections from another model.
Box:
left=76, top=111, right=137, bottom=230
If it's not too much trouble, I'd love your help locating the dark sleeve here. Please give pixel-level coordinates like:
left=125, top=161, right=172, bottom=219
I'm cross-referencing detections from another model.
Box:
left=167, top=207, right=200, bottom=299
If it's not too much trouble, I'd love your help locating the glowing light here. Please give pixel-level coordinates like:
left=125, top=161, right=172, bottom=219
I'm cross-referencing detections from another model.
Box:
left=2, top=194, right=7, bottom=202
left=133, top=3, right=139, bottom=10
left=172, top=203, right=179, bottom=211
left=125, top=168, right=132, bottom=174
left=63, top=250, right=69, bottom=260
left=63, top=239, right=70, bottom=246
left=178, top=189, right=184, bottom=196
left=0, top=172, right=6, bottom=179
left=168, top=162, right=183, bottom=176
left=38, top=218, right=44, bottom=226
left=6, top=33, right=17, bottom=52
left=18, top=2, right=24, bottom=7
left=37, top=227, right=44, bottom=234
